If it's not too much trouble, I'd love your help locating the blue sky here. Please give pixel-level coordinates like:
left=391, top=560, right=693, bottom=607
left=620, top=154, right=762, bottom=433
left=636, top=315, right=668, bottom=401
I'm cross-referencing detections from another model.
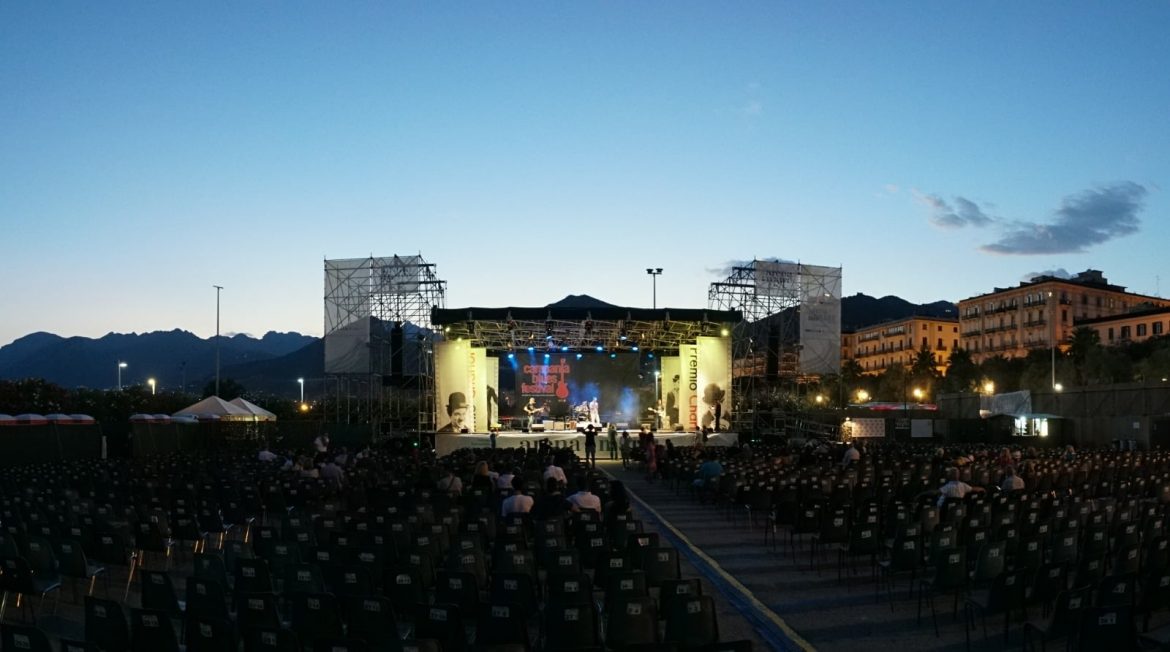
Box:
left=2, top=2, right=1168, bottom=346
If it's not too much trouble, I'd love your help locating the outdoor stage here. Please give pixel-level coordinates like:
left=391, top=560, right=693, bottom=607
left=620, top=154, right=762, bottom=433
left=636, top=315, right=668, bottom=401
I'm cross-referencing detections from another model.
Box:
left=435, top=430, right=739, bottom=457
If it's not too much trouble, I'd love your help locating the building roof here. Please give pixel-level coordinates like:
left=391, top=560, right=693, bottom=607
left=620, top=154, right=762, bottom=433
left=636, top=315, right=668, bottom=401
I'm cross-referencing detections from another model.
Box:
left=958, top=269, right=1164, bottom=304
left=1075, top=304, right=1170, bottom=326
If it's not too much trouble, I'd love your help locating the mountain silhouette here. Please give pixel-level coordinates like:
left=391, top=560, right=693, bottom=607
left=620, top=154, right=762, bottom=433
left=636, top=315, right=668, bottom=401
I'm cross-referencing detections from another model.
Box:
left=0, top=294, right=953, bottom=394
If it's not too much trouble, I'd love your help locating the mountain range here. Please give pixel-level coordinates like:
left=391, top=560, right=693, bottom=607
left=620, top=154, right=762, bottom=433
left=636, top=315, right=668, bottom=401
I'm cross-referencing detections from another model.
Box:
left=0, top=293, right=954, bottom=395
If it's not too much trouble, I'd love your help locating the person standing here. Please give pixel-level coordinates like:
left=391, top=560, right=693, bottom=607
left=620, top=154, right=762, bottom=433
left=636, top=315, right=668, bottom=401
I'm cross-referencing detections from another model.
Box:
left=588, top=396, right=600, bottom=426
left=584, top=424, right=598, bottom=468
left=619, top=430, right=632, bottom=469
left=607, top=423, right=618, bottom=460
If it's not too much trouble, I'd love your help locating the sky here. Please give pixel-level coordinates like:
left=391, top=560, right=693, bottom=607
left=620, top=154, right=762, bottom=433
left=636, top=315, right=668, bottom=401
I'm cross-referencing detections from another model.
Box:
left=2, top=2, right=1168, bottom=347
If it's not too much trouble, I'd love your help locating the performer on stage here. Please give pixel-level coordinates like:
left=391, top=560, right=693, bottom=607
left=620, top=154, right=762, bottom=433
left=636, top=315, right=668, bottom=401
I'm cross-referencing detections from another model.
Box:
left=523, top=397, right=540, bottom=429
left=588, top=396, right=600, bottom=426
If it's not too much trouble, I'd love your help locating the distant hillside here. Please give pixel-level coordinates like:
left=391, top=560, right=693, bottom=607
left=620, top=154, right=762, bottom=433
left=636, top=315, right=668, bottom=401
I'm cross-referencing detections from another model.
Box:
left=841, top=293, right=956, bottom=331
left=546, top=294, right=620, bottom=309
left=0, top=329, right=316, bottom=391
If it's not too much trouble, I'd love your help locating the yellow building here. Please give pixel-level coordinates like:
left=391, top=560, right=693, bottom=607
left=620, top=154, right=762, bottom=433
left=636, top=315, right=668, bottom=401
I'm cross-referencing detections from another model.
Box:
left=958, top=269, right=1170, bottom=363
left=845, top=316, right=959, bottom=376
left=1079, top=306, right=1170, bottom=346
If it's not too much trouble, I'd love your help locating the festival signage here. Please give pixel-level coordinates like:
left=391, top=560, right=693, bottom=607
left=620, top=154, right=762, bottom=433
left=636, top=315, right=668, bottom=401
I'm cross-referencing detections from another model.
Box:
left=696, top=336, right=732, bottom=431
left=678, top=344, right=698, bottom=431
left=435, top=340, right=473, bottom=433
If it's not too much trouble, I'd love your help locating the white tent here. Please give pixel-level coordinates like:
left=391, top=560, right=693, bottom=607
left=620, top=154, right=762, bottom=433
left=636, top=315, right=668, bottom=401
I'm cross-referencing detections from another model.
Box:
left=173, top=396, right=253, bottom=421
left=229, top=398, right=278, bottom=422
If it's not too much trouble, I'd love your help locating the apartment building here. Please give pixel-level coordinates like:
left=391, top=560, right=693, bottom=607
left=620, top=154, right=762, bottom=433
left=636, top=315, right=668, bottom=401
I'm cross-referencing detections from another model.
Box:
left=845, top=316, right=959, bottom=375
left=1078, top=305, right=1170, bottom=347
left=957, top=269, right=1170, bottom=363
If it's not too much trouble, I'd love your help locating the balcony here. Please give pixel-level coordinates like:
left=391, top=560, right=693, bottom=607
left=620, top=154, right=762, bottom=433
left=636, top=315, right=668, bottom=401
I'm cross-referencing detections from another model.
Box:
left=1023, top=319, right=1047, bottom=327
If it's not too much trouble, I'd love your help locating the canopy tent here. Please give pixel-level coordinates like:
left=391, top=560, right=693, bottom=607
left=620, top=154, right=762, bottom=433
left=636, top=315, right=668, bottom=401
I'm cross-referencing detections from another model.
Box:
left=229, top=398, right=278, bottom=422
left=173, top=396, right=254, bottom=421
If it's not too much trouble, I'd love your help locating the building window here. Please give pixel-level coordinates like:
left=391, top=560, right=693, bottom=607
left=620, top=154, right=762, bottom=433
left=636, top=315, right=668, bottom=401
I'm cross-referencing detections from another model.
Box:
left=921, top=336, right=927, bottom=348
left=1137, top=323, right=1147, bottom=337
left=1062, top=309, right=1067, bottom=323
left=1121, top=325, right=1131, bottom=339
left=1108, top=327, right=1114, bottom=341
left=1155, top=322, right=1164, bottom=336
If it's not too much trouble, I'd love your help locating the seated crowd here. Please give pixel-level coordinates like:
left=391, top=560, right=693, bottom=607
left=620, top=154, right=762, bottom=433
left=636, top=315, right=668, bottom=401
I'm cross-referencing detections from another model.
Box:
left=0, top=436, right=746, bottom=652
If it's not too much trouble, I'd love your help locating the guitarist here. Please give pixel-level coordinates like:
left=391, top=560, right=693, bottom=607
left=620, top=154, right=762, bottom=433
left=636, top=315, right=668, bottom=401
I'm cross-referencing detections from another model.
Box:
left=523, top=397, right=542, bottom=429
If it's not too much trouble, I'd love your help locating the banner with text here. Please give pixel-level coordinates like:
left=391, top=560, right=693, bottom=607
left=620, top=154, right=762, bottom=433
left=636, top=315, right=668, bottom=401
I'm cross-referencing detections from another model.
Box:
left=435, top=340, right=473, bottom=433
left=471, top=347, right=486, bottom=432
left=678, top=344, right=698, bottom=431
left=696, top=336, right=733, bottom=431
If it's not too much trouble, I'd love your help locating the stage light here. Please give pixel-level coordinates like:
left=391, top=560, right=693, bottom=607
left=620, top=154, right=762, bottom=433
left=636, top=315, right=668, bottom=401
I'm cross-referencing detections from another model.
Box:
left=648, top=353, right=655, bottom=359
left=595, top=345, right=604, bottom=352
left=561, top=346, right=569, bottom=352
left=507, top=353, right=515, bottom=359
left=543, top=353, right=550, bottom=360
left=631, top=346, right=639, bottom=351
left=609, top=353, right=616, bottom=359
left=527, top=346, right=534, bottom=352
left=576, top=353, right=583, bottom=360
left=721, top=328, right=729, bottom=337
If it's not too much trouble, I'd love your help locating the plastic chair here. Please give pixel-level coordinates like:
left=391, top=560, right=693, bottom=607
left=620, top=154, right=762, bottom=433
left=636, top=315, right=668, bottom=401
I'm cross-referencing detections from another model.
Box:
left=84, top=596, right=130, bottom=652
left=664, top=595, right=719, bottom=649
left=605, top=595, right=659, bottom=648
left=130, top=607, right=181, bottom=652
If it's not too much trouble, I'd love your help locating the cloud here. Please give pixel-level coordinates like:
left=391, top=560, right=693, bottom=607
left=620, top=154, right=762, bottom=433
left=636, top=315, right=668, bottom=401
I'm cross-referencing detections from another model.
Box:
left=707, top=257, right=795, bottom=277
left=917, top=191, right=995, bottom=229
left=1021, top=268, right=1071, bottom=282
left=980, top=182, right=1147, bottom=255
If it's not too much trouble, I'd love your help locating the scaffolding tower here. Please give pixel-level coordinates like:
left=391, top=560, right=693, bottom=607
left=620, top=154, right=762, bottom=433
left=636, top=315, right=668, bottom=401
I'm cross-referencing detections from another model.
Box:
left=708, top=260, right=842, bottom=431
left=324, top=255, right=446, bottom=434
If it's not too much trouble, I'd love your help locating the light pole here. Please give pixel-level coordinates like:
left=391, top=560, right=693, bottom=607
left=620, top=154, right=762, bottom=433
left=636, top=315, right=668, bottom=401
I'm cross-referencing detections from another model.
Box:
left=147, top=378, right=156, bottom=396
left=646, top=268, right=663, bottom=309
left=117, top=362, right=127, bottom=390
left=214, top=284, right=223, bottom=397
left=1049, top=290, right=1057, bottom=391
left=298, top=377, right=305, bottom=404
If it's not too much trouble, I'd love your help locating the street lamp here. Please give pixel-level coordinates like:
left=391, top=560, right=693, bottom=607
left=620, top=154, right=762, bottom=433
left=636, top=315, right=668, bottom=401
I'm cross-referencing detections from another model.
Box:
left=856, top=389, right=869, bottom=403
left=982, top=380, right=995, bottom=395
left=117, top=362, right=127, bottom=390
left=298, top=377, right=305, bottom=403
left=646, top=268, right=663, bottom=309
left=147, top=378, right=156, bottom=395
left=1048, top=290, right=1057, bottom=391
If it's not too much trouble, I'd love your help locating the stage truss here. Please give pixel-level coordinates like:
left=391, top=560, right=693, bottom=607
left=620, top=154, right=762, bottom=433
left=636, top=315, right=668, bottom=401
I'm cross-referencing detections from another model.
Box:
left=708, top=260, right=842, bottom=431
left=434, top=307, right=738, bottom=354
left=323, top=255, right=446, bottom=432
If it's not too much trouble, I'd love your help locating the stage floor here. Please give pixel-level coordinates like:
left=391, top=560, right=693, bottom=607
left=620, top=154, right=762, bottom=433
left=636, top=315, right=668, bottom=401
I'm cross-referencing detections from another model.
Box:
left=435, top=430, right=738, bottom=457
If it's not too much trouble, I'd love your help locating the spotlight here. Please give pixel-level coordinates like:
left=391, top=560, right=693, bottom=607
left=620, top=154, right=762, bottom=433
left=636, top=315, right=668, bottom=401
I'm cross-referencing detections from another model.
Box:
left=561, top=346, right=569, bottom=352
left=631, top=346, right=639, bottom=351
left=596, top=345, right=604, bottom=352
left=527, top=346, right=534, bottom=352
left=609, top=353, right=617, bottom=359
left=648, top=353, right=655, bottom=359
left=545, top=320, right=554, bottom=337
left=507, top=353, right=515, bottom=359
left=544, top=353, right=550, bottom=360
left=576, top=353, right=583, bottom=360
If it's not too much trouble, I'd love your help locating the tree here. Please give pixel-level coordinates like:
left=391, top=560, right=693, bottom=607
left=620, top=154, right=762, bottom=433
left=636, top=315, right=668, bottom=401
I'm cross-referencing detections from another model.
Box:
left=1068, top=326, right=1102, bottom=384
left=1084, top=346, right=1133, bottom=384
left=1136, top=341, right=1170, bottom=383
left=942, top=347, right=979, bottom=394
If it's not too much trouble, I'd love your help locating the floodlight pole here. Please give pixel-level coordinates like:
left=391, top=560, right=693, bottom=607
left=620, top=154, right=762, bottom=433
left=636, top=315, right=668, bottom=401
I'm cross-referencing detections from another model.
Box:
left=646, top=268, right=663, bottom=309
left=214, top=285, right=223, bottom=397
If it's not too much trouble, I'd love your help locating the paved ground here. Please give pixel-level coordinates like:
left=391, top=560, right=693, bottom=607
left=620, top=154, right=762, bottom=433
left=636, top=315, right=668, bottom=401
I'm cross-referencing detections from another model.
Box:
left=597, top=458, right=1150, bottom=652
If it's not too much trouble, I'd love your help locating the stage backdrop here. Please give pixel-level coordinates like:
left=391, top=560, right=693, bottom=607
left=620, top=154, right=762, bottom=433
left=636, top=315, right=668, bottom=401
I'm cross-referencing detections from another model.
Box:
left=517, top=353, right=641, bottom=425
left=696, top=336, right=732, bottom=431
left=660, top=356, right=681, bottom=431
left=435, top=340, right=475, bottom=433
left=678, top=344, right=698, bottom=431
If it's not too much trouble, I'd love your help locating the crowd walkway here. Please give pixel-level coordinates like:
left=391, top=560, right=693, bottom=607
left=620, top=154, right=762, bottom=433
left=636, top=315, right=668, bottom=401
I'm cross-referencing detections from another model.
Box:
left=599, top=459, right=1022, bottom=652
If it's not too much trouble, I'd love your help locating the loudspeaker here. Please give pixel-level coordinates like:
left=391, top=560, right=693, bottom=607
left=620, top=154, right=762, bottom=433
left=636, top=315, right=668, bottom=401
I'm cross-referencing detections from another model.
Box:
left=531, top=424, right=546, bottom=432
left=390, top=324, right=404, bottom=377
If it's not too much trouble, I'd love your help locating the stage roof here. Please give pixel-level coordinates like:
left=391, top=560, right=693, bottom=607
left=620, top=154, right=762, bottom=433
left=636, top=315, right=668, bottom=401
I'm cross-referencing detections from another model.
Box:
left=432, top=306, right=742, bottom=352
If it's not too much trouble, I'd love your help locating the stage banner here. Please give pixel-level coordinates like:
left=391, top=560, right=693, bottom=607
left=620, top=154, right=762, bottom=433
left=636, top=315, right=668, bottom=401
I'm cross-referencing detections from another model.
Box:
left=696, top=336, right=732, bottom=431
left=678, top=344, right=698, bottom=432
left=846, top=418, right=886, bottom=438
left=660, top=356, right=681, bottom=431
left=470, top=347, right=487, bottom=432
left=435, top=340, right=472, bottom=434
left=799, top=264, right=842, bottom=375
left=486, top=357, right=499, bottom=428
